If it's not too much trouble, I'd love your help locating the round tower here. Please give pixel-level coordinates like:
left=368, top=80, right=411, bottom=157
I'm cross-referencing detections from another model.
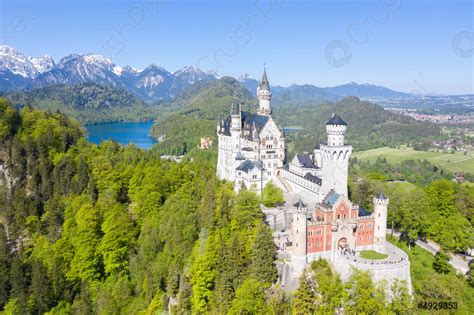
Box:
left=320, top=114, right=352, bottom=197
left=292, top=199, right=307, bottom=277
left=257, top=68, right=272, bottom=115
left=326, top=114, right=347, bottom=147
left=373, top=192, right=389, bottom=247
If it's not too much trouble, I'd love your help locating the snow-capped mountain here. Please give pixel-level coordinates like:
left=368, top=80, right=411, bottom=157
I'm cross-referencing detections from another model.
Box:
left=0, top=46, right=219, bottom=101
left=173, top=66, right=217, bottom=84
left=0, top=45, right=54, bottom=78
left=32, top=53, right=125, bottom=89
left=0, top=45, right=412, bottom=102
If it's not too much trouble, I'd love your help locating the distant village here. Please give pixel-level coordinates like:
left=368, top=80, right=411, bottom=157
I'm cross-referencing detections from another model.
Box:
left=389, top=108, right=474, bottom=125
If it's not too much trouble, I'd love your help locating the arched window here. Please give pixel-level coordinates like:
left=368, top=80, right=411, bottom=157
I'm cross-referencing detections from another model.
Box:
left=359, top=224, right=364, bottom=230
left=317, top=230, right=322, bottom=235
left=317, top=242, right=321, bottom=247
left=367, top=223, right=372, bottom=229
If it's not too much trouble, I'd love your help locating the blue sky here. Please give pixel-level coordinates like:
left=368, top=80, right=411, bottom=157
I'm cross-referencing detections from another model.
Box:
left=1, top=0, right=472, bottom=94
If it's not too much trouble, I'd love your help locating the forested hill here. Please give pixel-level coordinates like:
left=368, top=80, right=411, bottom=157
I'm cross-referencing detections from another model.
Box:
left=161, top=76, right=254, bottom=118
left=0, top=98, right=280, bottom=313
left=151, top=77, right=254, bottom=154
left=5, top=83, right=160, bottom=124
left=151, top=80, right=440, bottom=155
left=275, top=96, right=441, bottom=154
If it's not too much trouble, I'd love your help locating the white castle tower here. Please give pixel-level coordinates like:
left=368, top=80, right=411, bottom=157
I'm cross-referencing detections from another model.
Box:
left=320, top=114, right=352, bottom=197
left=373, top=192, right=389, bottom=250
left=257, top=68, right=272, bottom=115
left=292, top=200, right=307, bottom=276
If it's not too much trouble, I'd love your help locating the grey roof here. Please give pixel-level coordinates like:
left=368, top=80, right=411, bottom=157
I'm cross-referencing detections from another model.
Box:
left=296, top=153, right=316, bottom=168
left=293, top=199, right=306, bottom=209
left=236, top=160, right=263, bottom=173
left=326, top=114, right=347, bottom=126
left=358, top=207, right=372, bottom=217
left=259, top=68, right=270, bottom=90
left=221, top=111, right=270, bottom=139
left=304, top=172, right=322, bottom=185
left=314, top=143, right=321, bottom=150
left=322, top=190, right=340, bottom=206
left=375, top=192, right=388, bottom=200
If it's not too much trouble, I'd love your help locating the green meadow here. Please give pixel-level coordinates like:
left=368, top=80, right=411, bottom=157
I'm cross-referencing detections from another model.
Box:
left=353, top=146, right=474, bottom=174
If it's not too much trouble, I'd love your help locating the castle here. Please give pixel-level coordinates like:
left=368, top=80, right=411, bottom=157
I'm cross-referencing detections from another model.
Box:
left=217, top=69, right=411, bottom=292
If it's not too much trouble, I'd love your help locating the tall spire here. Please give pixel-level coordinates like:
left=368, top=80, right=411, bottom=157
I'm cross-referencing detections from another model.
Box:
left=260, top=67, right=270, bottom=90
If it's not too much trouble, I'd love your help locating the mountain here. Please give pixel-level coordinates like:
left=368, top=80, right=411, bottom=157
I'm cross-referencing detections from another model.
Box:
left=271, top=84, right=340, bottom=105
left=323, top=82, right=409, bottom=98
left=237, top=74, right=408, bottom=105
left=32, top=53, right=124, bottom=88
left=0, top=46, right=218, bottom=102
left=5, top=83, right=160, bottom=124
left=151, top=76, right=253, bottom=154
left=0, top=45, right=54, bottom=78
left=173, top=65, right=217, bottom=84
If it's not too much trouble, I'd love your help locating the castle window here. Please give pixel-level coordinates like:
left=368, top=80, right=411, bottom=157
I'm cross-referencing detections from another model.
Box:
left=378, top=226, right=380, bottom=230
left=337, top=215, right=341, bottom=220
left=359, top=224, right=364, bottom=230
left=343, top=214, right=347, bottom=219
left=367, top=223, right=372, bottom=229
left=368, top=236, right=371, bottom=240
left=317, top=230, right=322, bottom=236
left=379, top=213, right=381, bottom=217
left=317, top=242, right=321, bottom=247
left=308, top=243, right=312, bottom=248
left=296, top=242, right=298, bottom=247
left=359, top=236, right=363, bottom=241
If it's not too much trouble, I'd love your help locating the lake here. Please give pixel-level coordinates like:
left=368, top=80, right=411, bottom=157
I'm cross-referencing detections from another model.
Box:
left=86, top=121, right=157, bottom=149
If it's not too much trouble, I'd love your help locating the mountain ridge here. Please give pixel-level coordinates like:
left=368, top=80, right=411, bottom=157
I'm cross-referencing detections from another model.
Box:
left=1, top=45, right=426, bottom=104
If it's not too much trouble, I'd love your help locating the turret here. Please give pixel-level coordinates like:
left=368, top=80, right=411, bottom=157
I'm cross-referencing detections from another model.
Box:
left=257, top=68, right=272, bottom=115
left=320, top=114, right=352, bottom=197
left=326, top=114, right=347, bottom=147
left=292, top=199, right=307, bottom=276
left=230, top=102, right=242, bottom=132
left=373, top=192, right=389, bottom=245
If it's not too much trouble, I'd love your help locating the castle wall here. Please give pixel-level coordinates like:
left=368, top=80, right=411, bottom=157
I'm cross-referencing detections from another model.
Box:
left=333, top=242, right=412, bottom=295
left=280, top=169, right=321, bottom=204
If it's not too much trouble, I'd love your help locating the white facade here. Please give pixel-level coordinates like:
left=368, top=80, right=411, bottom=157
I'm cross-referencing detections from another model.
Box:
left=216, top=70, right=285, bottom=193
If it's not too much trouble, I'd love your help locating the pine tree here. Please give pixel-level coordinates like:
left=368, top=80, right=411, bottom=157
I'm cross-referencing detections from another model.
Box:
left=292, top=270, right=317, bottom=314
left=229, top=278, right=267, bottom=315
left=249, top=223, right=277, bottom=284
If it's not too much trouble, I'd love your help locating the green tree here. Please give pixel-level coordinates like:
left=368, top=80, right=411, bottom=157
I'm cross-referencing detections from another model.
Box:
left=292, top=270, right=317, bottom=315
left=229, top=278, right=267, bottom=315
left=432, top=251, right=452, bottom=274
left=345, top=270, right=385, bottom=314
left=248, top=223, right=277, bottom=284
left=261, top=181, right=284, bottom=207
left=389, top=279, right=412, bottom=314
